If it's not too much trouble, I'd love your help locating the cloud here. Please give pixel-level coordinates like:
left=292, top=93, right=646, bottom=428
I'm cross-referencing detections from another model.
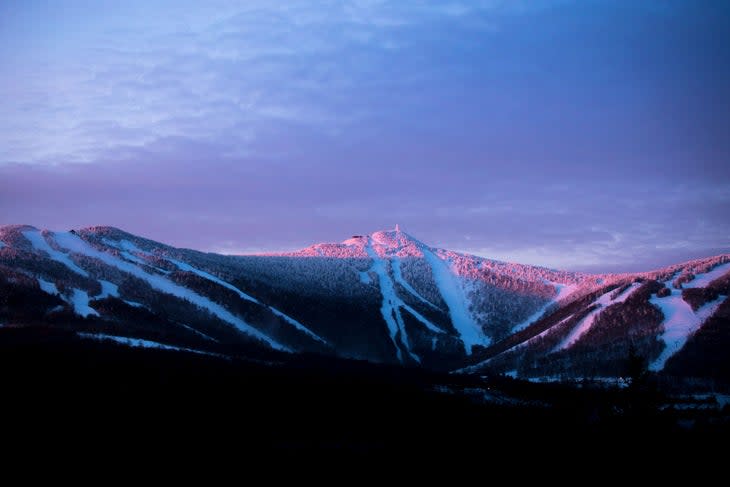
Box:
left=0, top=0, right=514, bottom=166
left=1, top=1, right=728, bottom=272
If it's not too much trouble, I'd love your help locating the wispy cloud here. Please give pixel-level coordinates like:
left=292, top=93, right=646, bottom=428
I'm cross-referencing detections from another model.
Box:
left=0, top=0, right=514, bottom=165
left=1, top=1, right=728, bottom=271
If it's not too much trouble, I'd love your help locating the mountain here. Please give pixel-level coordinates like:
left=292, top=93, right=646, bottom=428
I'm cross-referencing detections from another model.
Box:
left=1, top=224, right=729, bottom=383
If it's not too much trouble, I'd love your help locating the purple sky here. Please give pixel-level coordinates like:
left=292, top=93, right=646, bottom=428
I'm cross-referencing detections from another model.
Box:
left=1, top=1, right=729, bottom=272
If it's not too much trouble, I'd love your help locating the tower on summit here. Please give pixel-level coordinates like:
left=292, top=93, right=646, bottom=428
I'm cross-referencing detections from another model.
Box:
left=395, top=224, right=400, bottom=232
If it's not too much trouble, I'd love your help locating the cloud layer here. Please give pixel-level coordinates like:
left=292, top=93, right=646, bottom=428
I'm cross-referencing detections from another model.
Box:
left=1, top=0, right=728, bottom=271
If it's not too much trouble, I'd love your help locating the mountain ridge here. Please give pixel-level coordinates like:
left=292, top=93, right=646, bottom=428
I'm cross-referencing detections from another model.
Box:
left=1, top=223, right=729, bottom=381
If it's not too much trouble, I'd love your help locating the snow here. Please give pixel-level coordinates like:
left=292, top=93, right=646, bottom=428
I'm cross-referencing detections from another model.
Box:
left=117, top=240, right=146, bottom=253
left=716, top=394, right=730, bottom=408
left=168, top=258, right=259, bottom=303
left=530, top=314, right=574, bottom=343
left=124, top=300, right=145, bottom=308
left=169, top=257, right=325, bottom=343
left=70, top=289, right=100, bottom=317
left=98, top=280, right=119, bottom=299
left=611, top=282, right=643, bottom=304
left=178, top=323, right=218, bottom=342
left=422, top=246, right=486, bottom=354
left=684, top=262, right=730, bottom=288
left=23, top=230, right=89, bottom=277
left=457, top=314, right=578, bottom=374
left=78, top=332, right=211, bottom=355
left=512, top=303, right=552, bottom=334
left=38, top=277, right=100, bottom=317
left=400, top=303, right=445, bottom=334
left=104, top=238, right=149, bottom=258
left=119, top=250, right=151, bottom=266
left=648, top=290, right=726, bottom=371
left=512, top=279, right=578, bottom=335
left=38, top=277, right=99, bottom=317
left=554, top=282, right=578, bottom=302
left=557, top=283, right=642, bottom=350
left=365, top=239, right=419, bottom=363
left=102, top=238, right=170, bottom=272
left=391, top=257, right=438, bottom=309
left=50, top=231, right=288, bottom=351
left=359, top=271, right=372, bottom=284
left=268, top=306, right=328, bottom=344
left=38, top=278, right=60, bottom=296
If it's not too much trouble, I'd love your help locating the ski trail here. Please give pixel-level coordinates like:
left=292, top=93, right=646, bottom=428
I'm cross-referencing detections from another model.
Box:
left=365, top=238, right=419, bottom=363
left=168, top=258, right=259, bottom=303
left=421, top=246, right=486, bottom=354
left=268, top=306, right=328, bottom=344
left=400, top=303, right=445, bottom=334
left=50, top=231, right=289, bottom=352
left=24, top=230, right=89, bottom=277
left=391, top=257, right=439, bottom=309
left=649, top=291, right=726, bottom=371
left=512, top=282, right=578, bottom=333
left=168, top=258, right=326, bottom=344
left=557, top=283, right=642, bottom=350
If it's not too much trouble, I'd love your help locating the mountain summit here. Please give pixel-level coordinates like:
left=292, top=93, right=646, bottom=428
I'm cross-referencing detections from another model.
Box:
left=1, top=224, right=729, bottom=381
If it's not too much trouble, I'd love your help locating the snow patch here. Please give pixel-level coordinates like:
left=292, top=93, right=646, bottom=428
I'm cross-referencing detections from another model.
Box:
left=70, top=289, right=99, bottom=318
left=50, top=231, right=288, bottom=351
left=391, top=257, right=438, bottom=309
left=554, top=282, right=578, bottom=302
left=684, top=262, right=730, bottom=288
left=400, top=303, right=445, bottom=334
left=611, top=282, right=643, bottom=304
left=168, top=258, right=259, bottom=303
left=117, top=240, right=146, bottom=253
left=102, top=238, right=169, bottom=272
left=511, top=277, right=578, bottom=334
left=422, top=246, right=486, bottom=354
left=557, top=283, right=642, bottom=350
left=649, top=290, right=726, bottom=371
left=78, top=332, right=212, bottom=355
left=98, top=280, right=119, bottom=299
left=120, top=250, right=151, bottom=266
left=178, top=323, right=218, bottom=342
left=38, top=278, right=60, bottom=296
left=38, top=278, right=100, bottom=318
left=23, top=230, right=89, bottom=277
left=359, top=271, right=372, bottom=284
left=268, top=307, right=328, bottom=344
left=457, top=313, right=580, bottom=374
left=512, top=303, right=553, bottom=334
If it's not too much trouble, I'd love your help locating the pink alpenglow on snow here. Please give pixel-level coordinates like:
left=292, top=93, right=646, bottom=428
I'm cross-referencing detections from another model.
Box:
left=649, top=290, right=727, bottom=372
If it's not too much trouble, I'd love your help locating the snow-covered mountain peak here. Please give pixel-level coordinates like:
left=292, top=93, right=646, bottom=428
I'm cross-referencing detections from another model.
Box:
left=3, top=223, right=730, bottom=375
left=285, top=227, right=429, bottom=258
left=369, top=229, right=427, bottom=258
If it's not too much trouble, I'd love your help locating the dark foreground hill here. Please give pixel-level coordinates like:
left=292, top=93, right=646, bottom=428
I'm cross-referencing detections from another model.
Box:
left=1, top=326, right=728, bottom=466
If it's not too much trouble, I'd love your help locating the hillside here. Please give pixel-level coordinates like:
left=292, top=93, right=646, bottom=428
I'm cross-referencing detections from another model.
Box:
left=1, top=224, right=728, bottom=382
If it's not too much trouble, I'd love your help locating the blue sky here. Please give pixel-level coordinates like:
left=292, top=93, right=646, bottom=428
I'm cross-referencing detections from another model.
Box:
left=1, top=0, right=728, bottom=272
